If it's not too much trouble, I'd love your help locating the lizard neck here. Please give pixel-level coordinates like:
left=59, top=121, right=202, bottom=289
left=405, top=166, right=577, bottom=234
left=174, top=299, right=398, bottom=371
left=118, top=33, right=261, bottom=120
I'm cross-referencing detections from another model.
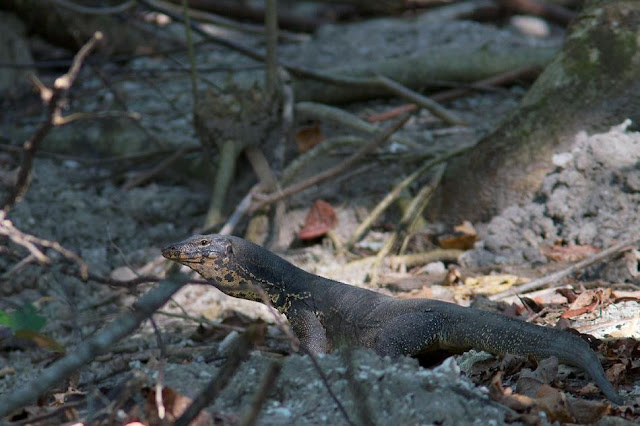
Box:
left=230, top=239, right=313, bottom=309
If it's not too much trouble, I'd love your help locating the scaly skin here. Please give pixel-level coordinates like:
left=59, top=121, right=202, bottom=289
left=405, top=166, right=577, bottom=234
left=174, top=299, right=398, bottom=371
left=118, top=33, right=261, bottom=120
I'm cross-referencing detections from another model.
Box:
left=162, top=234, right=623, bottom=404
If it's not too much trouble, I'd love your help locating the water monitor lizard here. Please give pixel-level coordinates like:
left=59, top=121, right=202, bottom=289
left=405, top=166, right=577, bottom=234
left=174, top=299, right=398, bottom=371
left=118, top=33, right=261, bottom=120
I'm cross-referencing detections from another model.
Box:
left=162, top=234, right=623, bottom=404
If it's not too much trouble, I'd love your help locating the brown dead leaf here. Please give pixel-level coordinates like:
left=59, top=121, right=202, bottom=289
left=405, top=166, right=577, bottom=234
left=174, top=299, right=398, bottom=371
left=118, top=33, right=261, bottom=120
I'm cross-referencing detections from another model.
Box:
left=561, top=289, right=612, bottom=319
left=443, top=265, right=462, bottom=286
left=437, top=221, right=477, bottom=250
left=298, top=200, right=338, bottom=240
left=605, top=363, right=627, bottom=384
left=540, top=244, right=599, bottom=262
left=14, top=329, right=65, bottom=353
left=295, top=124, right=324, bottom=153
left=516, top=357, right=558, bottom=397
left=567, top=397, right=610, bottom=424
left=534, top=385, right=573, bottom=423
left=489, top=372, right=536, bottom=411
left=515, top=376, right=544, bottom=398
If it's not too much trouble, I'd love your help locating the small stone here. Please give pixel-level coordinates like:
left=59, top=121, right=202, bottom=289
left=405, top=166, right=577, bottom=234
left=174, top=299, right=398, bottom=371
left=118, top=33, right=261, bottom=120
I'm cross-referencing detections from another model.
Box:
left=509, top=15, right=551, bottom=38
left=424, top=261, right=446, bottom=275
left=552, top=152, right=573, bottom=168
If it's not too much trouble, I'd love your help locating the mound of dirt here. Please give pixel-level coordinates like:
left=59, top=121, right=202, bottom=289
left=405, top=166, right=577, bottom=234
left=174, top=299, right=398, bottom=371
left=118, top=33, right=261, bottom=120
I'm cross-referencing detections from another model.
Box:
left=465, top=120, right=640, bottom=279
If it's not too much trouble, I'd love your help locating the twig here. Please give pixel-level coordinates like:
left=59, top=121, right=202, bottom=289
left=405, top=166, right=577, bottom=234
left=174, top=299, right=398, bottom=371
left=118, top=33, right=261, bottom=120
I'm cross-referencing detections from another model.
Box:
left=489, top=235, right=640, bottom=300
left=218, top=191, right=254, bottom=236
left=149, top=318, right=167, bottom=421
left=182, top=0, right=199, bottom=103
left=51, top=0, right=135, bottom=14
left=53, top=110, right=141, bottom=125
left=122, top=145, right=193, bottom=190
left=375, top=75, right=463, bottom=125
left=175, top=325, right=259, bottom=426
left=302, top=348, right=355, bottom=426
left=0, top=274, right=189, bottom=418
left=1, top=32, right=102, bottom=213
left=264, top=0, right=278, bottom=93
left=371, top=164, right=446, bottom=285
left=249, top=112, right=413, bottom=213
left=241, top=361, right=282, bottom=426
left=12, top=400, right=85, bottom=426
left=267, top=67, right=295, bottom=249
left=0, top=221, right=89, bottom=280
left=367, top=66, right=541, bottom=123
left=346, top=145, right=471, bottom=250
left=152, top=0, right=308, bottom=42
left=294, top=102, right=421, bottom=150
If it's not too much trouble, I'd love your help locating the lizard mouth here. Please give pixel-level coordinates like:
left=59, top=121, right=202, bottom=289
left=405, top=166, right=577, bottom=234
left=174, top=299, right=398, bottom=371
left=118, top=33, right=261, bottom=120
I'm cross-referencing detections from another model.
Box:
left=161, top=247, right=203, bottom=263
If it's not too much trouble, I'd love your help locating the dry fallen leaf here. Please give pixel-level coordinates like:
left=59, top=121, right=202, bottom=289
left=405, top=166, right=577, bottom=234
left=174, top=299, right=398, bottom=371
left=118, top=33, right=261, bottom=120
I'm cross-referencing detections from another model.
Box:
left=561, top=289, right=612, bottom=319
left=437, top=221, right=477, bottom=250
left=298, top=200, right=338, bottom=240
left=295, top=124, right=324, bottom=153
left=459, top=274, right=526, bottom=298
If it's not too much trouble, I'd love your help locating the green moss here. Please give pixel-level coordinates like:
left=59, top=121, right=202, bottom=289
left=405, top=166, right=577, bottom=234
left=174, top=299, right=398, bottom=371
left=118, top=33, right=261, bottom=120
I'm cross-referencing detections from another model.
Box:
left=564, top=3, right=639, bottom=82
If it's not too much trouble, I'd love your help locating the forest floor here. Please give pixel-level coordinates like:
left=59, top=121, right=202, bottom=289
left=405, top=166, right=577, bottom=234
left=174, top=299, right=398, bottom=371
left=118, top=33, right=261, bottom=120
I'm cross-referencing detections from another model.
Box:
left=1, top=2, right=639, bottom=425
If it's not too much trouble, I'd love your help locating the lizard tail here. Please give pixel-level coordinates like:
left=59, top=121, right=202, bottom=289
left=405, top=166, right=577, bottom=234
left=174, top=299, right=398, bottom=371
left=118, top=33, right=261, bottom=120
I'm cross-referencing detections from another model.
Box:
left=447, top=311, right=623, bottom=404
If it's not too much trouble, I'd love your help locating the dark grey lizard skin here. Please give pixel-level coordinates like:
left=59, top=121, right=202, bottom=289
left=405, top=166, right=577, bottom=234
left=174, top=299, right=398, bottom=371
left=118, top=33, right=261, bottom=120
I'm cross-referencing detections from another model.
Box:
left=162, top=234, right=624, bottom=404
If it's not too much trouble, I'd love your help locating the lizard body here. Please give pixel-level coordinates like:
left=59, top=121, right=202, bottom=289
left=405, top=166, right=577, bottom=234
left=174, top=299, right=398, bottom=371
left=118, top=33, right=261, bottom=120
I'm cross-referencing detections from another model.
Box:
left=162, top=234, right=623, bottom=404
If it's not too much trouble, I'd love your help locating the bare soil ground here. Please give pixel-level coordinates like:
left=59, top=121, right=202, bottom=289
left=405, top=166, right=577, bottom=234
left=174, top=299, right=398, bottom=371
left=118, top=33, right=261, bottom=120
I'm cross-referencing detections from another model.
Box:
left=0, top=4, right=638, bottom=425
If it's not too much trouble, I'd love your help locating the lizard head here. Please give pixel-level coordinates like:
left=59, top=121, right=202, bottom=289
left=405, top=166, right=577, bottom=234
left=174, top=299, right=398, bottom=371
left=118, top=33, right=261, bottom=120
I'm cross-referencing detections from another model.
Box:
left=161, top=234, right=289, bottom=303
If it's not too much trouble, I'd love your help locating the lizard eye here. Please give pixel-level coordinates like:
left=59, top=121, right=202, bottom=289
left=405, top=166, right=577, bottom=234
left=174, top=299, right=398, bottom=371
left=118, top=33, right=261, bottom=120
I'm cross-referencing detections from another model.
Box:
left=200, top=239, right=208, bottom=246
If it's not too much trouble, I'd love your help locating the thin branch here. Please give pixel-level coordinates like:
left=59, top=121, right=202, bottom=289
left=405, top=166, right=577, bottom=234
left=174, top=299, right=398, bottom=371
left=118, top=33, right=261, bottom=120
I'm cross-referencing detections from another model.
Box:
left=249, top=112, right=413, bottom=213
left=0, top=219, right=89, bottom=280
left=122, top=145, right=194, bottom=190
left=375, top=75, right=463, bottom=125
left=490, top=234, right=640, bottom=300
left=264, top=0, right=278, bottom=93
left=1, top=32, right=103, bottom=213
left=53, top=110, right=141, bottom=125
left=51, top=0, right=136, bottom=15
left=346, top=144, right=472, bottom=250
left=367, top=65, right=541, bottom=122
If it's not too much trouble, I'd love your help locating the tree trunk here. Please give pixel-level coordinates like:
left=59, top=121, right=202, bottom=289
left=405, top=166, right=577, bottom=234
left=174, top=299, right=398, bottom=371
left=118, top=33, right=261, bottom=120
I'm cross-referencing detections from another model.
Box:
left=431, top=0, right=640, bottom=224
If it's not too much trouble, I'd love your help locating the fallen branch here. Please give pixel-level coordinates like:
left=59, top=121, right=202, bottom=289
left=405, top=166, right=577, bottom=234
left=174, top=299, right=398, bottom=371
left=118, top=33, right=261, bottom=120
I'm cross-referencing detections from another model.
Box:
left=489, top=235, right=640, bottom=300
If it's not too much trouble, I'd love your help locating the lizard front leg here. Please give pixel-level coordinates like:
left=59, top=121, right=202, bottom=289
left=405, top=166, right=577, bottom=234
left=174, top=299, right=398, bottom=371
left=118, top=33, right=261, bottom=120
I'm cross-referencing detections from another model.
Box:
left=287, top=307, right=329, bottom=354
